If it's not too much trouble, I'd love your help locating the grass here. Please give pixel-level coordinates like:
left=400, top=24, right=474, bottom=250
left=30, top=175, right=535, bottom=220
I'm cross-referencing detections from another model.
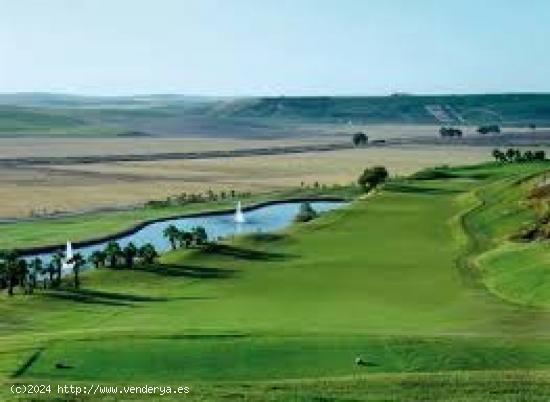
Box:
left=1, top=161, right=550, bottom=400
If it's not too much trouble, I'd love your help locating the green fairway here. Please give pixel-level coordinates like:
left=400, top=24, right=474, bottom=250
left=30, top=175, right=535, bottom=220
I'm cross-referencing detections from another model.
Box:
left=1, top=162, right=550, bottom=400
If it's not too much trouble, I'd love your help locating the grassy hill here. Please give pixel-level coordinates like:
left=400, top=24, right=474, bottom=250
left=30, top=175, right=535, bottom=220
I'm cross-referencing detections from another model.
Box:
left=1, top=162, right=550, bottom=400
left=223, top=94, right=550, bottom=125
left=1, top=93, right=549, bottom=136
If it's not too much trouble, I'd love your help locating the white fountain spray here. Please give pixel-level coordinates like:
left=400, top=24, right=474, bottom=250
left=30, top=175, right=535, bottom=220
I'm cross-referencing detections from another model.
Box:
left=62, top=240, right=75, bottom=271
left=234, top=201, right=245, bottom=223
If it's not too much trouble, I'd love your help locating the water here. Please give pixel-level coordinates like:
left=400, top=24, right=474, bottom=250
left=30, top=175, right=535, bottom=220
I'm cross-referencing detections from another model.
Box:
left=26, top=200, right=347, bottom=269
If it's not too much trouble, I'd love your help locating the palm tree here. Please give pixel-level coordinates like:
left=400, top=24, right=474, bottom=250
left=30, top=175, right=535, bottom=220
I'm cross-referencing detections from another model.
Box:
left=177, top=230, right=194, bottom=248
left=163, top=225, right=180, bottom=250
left=105, top=241, right=122, bottom=268
left=51, top=250, right=64, bottom=287
left=192, top=226, right=208, bottom=246
left=17, top=259, right=29, bottom=294
left=0, top=251, right=7, bottom=291
left=138, top=243, right=158, bottom=264
left=72, top=253, right=85, bottom=289
left=3, top=250, right=19, bottom=296
left=28, top=257, right=43, bottom=294
left=491, top=149, right=506, bottom=162
left=89, top=250, right=107, bottom=268
left=45, top=261, right=55, bottom=288
left=122, top=242, right=138, bottom=268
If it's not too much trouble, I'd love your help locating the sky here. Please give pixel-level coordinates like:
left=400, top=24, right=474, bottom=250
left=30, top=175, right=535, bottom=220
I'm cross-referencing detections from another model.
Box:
left=1, top=0, right=549, bottom=96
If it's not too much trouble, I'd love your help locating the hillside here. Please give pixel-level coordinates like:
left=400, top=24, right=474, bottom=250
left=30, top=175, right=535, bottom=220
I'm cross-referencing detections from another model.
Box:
left=0, top=93, right=549, bottom=137
left=221, top=94, right=550, bottom=125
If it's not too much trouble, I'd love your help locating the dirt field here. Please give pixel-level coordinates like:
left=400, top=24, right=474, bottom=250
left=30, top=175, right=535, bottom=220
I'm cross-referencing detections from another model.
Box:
left=0, top=145, right=493, bottom=218
left=0, top=137, right=343, bottom=158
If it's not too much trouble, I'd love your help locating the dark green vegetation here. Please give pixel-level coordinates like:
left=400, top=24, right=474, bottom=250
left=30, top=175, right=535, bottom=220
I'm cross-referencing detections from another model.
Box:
left=1, top=162, right=550, bottom=401
left=492, top=147, right=546, bottom=163
left=293, top=202, right=318, bottom=222
left=1, top=93, right=549, bottom=136
left=439, top=126, right=463, bottom=137
left=358, top=165, right=389, bottom=191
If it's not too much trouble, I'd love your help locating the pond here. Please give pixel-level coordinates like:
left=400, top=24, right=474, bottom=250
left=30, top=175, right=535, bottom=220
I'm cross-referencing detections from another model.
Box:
left=24, top=200, right=347, bottom=270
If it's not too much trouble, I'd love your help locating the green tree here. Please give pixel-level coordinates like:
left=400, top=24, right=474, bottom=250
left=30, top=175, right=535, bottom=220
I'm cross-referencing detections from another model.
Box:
left=46, top=261, right=56, bottom=286
left=491, top=149, right=506, bottom=162
left=192, top=226, right=208, bottom=246
left=15, top=258, right=29, bottom=294
left=51, top=250, right=64, bottom=287
left=534, top=150, right=546, bottom=161
left=163, top=225, right=180, bottom=250
left=72, top=253, right=85, bottom=289
left=89, top=250, right=107, bottom=268
left=29, top=257, right=43, bottom=293
left=295, top=202, right=318, bottom=222
left=505, top=148, right=517, bottom=162
left=177, top=230, right=194, bottom=248
left=122, top=242, right=138, bottom=268
left=105, top=241, right=122, bottom=268
left=352, top=132, right=368, bottom=147
left=0, top=250, right=19, bottom=296
left=138, top=243, right=158, bottom=264
left=358, top=166, right=389, bottom=191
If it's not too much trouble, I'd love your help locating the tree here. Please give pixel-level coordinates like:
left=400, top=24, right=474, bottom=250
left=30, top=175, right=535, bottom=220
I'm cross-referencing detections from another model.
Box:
left=294, top=202, right=318, bottom=222
left=72, top=253, right=85, bottom=289
left=177, top=230, right=193, bottom=249
left=46, top=261, right=56, bottom=286
left=505, top=148, right=517, bottom=162
left=89, top=250, right=107, bottom=268
left=478, top=125, right=500, bottom=135
left=534, top=150, right=546, bottom=161
left=439, top=127, right=463, bottom=138
left=358, top=166, right=389, bottom=191
left=138, top=243, right=158, bottom=264
left=491, top=149, right=506, bottom=162
left=122, top=242, right=138, bottom=268
left=17, top=259, right=28, bottom=294
left=192, top=226, right=208, bottom=246
left=0, top=250, right=19, bottom=296
left=29, top=257, right=43, bottom=293
left=352, top=132, right=368, bottom=147
left=51, top=250, right=64, bottom=287
left=163, top=225, right=180, bottom=250
left=105, top=241, right=122, bottom=268
left=524, top=150, right=535, bottom=162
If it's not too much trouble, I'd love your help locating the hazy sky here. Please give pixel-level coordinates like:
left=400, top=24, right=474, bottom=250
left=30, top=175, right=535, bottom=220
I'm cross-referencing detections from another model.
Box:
left=1, top=0, right=549, bottom=96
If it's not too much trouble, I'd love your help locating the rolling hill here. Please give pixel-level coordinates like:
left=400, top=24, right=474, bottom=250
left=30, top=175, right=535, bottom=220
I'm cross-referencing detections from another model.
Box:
left=0, top=93, right=549, bottom=137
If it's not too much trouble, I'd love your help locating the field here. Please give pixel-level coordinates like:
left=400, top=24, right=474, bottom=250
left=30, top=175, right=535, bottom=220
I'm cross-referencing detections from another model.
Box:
left=0, top=145, right=492, bottom=218
left=1, top=161, right=549, bottom=400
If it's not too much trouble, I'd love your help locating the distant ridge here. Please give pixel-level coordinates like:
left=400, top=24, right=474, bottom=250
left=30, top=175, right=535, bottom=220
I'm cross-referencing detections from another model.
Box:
left=0, top=93, right=549, bottom=136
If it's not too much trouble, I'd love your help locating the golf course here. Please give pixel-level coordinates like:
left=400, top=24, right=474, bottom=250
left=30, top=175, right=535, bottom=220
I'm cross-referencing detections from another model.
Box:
left=1, top=159, right=549, bottom=401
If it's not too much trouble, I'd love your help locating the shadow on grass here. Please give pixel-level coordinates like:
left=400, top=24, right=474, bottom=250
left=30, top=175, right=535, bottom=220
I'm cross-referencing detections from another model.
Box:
left=385, top=183, right=463, bottom=195
left=244, top=233, right=290, bottom=244
left=11, top=348, right=44, bottom=378
left=203, top=243, right=294, bottom=261
left=42, top=288, right=176, bottom=306
left=136, top=263, right=239, bottom=279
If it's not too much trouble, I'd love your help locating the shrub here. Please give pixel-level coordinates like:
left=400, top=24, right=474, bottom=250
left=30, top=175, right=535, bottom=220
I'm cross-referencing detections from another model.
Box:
left=352, top=132, right=368, bottom=147
left=358, top=166, right=389, bottom=191
left=294, top=202, right=318, bottom=222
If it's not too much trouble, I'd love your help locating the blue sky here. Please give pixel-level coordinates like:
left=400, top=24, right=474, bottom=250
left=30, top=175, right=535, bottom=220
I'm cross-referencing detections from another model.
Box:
left=1, top=0, right=549, bottom=95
